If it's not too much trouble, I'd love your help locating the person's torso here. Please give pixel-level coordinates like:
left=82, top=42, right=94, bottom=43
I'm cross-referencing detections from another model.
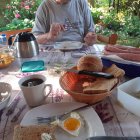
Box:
left=44, top=0, right=85, bottom=42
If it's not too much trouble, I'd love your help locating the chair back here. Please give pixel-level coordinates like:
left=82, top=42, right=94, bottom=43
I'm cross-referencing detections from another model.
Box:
left=0, top=28, right=32, bottom=40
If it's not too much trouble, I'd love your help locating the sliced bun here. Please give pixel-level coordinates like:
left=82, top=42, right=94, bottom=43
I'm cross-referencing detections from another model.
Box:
left=77, top=55, right=103, bottom=72
left=83, top=78, right=118, bottom=94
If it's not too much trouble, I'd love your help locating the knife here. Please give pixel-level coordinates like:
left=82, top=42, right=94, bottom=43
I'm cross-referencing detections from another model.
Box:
left=86, top=136, right=140, bottom=140
left=65, top=69, right=114, bottom=79
left=37, top=104, right=92, bottom=123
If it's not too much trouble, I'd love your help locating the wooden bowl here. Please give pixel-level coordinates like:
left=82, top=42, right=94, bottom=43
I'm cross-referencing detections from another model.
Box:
left=59, top=67, right=119, bottom=104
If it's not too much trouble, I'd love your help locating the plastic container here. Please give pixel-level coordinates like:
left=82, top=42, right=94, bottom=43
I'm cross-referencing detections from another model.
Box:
left=117, top=77, right=140, bottom=117
left=1, top=34, right=7, bottom=45
left=0, top=36, right=2, bottom=44
left=0, top=34, right=7, bottom=48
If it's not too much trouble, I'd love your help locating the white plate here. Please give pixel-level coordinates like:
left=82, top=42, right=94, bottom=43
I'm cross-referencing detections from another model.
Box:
left=20, top=102, right=105, bottom=140
left=54, top=41, right=83, bottom=51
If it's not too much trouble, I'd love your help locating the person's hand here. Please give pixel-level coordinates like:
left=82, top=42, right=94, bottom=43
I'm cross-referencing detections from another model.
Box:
left=47, top=23, right=65, bottom=42
left=84, top=32, right=97, bottom=46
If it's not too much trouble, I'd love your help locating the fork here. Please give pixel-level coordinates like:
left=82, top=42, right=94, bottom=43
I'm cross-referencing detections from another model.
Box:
left=37, top=104, right=92, bottom=124
left=37, top=114, right=67, bottom=124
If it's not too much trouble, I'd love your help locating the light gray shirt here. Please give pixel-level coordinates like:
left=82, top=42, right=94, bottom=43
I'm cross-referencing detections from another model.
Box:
left=32, top=0, right=94, bottom=42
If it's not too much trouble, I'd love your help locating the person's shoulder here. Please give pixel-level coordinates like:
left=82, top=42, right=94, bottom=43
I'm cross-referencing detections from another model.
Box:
left=76, top=0, right=88, bottom=9
left=77, top=0, right=87, bottom=4
left=76, top=0, right=88, bottom=7
left=40, top=0, right=51, bottom=5
left=38, top=0, right=53, bottom=9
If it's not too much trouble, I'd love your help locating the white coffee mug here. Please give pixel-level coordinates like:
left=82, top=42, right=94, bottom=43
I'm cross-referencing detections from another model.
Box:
left=18, top=74, right=52, bottom=107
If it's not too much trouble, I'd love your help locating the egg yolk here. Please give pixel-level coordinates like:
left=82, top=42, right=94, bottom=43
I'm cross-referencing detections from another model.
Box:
left=64, top=117, right=80, bottom=131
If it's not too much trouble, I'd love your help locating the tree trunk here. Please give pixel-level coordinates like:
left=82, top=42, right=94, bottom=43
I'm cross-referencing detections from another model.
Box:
left=113, top=0, right=116, bottom=8
left=88, top=0, right=95, bottom=8
left=117, top=0, right=120, bottom=13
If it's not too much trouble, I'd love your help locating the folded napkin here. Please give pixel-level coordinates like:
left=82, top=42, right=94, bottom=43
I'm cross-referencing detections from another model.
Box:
left=87, top=136, right=140, bottom=140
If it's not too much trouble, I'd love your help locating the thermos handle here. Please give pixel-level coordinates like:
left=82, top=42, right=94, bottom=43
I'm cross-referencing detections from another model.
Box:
left=8, top=35, right=16, bottom=47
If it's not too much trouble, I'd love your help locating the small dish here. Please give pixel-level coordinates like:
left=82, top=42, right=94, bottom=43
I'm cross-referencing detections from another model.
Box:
left=0, top=82, right=12, bottom=110
left=54, top=41, right=83, bottom=51
left=117, top=77, right=140, bottom=117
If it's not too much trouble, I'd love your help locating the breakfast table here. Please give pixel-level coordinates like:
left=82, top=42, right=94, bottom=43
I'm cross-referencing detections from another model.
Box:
left=0, top=43, right=140, bottom=140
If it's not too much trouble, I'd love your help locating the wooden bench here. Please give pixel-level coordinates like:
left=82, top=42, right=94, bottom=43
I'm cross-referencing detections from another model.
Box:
left=0, top=28, right=117, bottom=45
left=97, top=34, right=118, bottom=45
left=0, top=28, right=32, bottom=40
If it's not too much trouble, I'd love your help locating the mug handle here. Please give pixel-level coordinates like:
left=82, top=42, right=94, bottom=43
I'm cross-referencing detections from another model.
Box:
left=44, top=84, right=52, bottom=98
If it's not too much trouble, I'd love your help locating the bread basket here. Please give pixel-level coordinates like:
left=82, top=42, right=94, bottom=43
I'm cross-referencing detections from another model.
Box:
left=59, top=66, right=119, bottom=104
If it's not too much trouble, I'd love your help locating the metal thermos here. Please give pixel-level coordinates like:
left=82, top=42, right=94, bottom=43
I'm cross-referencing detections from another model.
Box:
left=8, top=32, right=39, bottom=58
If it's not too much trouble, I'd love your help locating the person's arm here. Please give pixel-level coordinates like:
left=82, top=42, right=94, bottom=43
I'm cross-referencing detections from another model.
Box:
left=32, top=2, right=65, bottom=44
left=35, top=23, right=65, bottom=44
left=32, top=1, right=49, bottom=33
left=35, top=33, right=51, bottom=44
left=84, top=32, right=97, bottom=46
left=82, top=0, right=95, bottom=34
left=80, top=0, right=96, bottom=46
left=32, top=1, right=51, bottom=44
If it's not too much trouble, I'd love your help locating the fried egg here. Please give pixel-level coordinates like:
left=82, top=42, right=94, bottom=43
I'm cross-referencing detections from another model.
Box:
left=58, top=112, right=83, bottom=136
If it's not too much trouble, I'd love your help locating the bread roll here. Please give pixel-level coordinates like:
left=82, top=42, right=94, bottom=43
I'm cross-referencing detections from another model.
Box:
left=77, top=55, right=103, bottom=72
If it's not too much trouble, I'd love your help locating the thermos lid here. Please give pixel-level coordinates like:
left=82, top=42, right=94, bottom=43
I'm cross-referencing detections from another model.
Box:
left=15, top=32, right=36, bottom=42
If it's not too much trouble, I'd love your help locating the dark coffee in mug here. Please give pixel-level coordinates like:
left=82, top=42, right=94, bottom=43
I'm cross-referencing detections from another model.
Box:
left=22, top=78, right=44, bottom=87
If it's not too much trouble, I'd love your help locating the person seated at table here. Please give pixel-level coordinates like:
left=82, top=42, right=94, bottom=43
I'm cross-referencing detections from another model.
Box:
left=32, top=0, right=97, bottom=46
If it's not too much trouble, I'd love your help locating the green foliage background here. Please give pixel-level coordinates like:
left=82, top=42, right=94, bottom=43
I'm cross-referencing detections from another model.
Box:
left=0, top=0, right=41, bottom=31
left=0, top=0, right=139, bottom=47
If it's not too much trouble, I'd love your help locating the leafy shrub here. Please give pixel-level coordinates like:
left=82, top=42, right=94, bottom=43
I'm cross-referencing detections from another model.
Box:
left=0, top=0, right=41, bottom=31
left=4, top=0, right=41, bottom=21
left=127, top=0, right=140, bottom=17
left=92, top=7, right=140, bottom=47
left=91, top=7, right=106, bottom=24
left=0, top=19, right=34, bottom=32
left=124, top=15, right=140, bottom=37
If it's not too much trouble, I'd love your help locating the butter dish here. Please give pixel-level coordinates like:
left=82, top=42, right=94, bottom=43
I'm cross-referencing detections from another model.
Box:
left=21, top=60, right=45, bottom=72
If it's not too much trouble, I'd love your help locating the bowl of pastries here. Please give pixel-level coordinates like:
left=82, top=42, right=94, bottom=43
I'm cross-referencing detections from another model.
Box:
left=0, top=49, right=15, bottom=69
left=60, top=55, right=125, bottom=104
